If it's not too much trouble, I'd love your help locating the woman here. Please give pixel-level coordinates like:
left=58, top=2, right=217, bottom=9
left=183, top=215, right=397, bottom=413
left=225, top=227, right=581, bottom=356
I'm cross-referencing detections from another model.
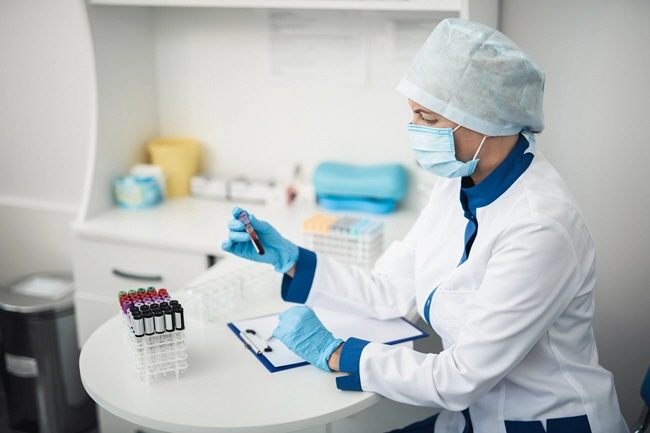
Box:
left=221, top=18, right=628, bottom=433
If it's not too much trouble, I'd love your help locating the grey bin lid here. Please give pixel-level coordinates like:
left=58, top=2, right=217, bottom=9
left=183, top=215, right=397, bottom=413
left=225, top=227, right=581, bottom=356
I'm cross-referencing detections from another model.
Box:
left=0, top=272, right=75, bottom=314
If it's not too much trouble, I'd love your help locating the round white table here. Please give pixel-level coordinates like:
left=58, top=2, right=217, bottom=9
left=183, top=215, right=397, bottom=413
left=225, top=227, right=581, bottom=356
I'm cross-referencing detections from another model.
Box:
left=80, top=260, right=415, bottom=433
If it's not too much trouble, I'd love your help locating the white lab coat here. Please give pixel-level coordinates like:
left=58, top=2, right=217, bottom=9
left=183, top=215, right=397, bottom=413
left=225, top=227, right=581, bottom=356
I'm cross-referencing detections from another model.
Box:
left=295, top=147, right=628, bottom=433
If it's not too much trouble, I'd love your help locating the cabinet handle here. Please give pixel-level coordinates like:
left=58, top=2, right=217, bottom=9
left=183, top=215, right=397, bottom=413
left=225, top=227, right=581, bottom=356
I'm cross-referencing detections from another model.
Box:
left=112, top=269, right=163, bottom=282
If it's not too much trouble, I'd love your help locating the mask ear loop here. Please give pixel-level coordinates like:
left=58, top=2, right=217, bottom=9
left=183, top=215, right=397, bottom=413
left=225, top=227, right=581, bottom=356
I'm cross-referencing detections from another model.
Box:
left=472, top=136, right=488, bottom=161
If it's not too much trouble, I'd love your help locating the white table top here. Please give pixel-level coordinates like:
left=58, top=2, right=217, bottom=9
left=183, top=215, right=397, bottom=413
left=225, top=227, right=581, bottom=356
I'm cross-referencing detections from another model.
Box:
left=80, top=258, right=416, bottom=433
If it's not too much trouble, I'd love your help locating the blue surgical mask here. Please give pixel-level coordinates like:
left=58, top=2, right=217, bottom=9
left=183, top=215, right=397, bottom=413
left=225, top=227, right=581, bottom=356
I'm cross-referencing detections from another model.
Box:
left=408, top=123, right=487, bottom=178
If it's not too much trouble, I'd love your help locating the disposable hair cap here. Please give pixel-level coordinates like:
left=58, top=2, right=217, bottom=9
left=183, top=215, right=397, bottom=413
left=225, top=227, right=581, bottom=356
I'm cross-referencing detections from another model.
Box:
left=397, top=18, right=545, bottom=137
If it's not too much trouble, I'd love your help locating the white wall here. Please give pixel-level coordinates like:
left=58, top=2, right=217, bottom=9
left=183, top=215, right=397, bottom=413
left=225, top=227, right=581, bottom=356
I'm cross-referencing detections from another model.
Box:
left=0, top=1, right=93, bottom=282
left=151, top=8, right=455, bottom=184
left=501, top=0, right=650, bottom=423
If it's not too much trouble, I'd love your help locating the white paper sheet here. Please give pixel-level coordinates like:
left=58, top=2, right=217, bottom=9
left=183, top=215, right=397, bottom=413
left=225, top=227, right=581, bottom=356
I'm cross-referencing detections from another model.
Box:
left=231, top=307, right=426, bottom=369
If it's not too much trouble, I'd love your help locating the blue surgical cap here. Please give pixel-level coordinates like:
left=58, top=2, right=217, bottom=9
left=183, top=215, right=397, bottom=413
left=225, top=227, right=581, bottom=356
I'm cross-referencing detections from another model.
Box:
left=397, top=18, right=545, bottom=137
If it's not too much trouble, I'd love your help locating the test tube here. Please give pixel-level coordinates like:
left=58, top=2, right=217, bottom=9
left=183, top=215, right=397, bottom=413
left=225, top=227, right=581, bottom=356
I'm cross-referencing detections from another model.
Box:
left=122, top=300, right=133, bottom=315
left=143, top=311, right=155, bottom=336
left=132, top=312, right=145, bottom=337
left=154, top=310, right=165, bottom=334
left=173, top=306, right=185, bottom=331
left=237, top=211, right=265, bottom=255
left=163, top=307, right=174, bottom=332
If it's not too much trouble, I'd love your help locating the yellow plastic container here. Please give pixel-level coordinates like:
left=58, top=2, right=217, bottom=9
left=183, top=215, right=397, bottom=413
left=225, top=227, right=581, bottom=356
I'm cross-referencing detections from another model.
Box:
left=147, top=137, right=201, bottom=198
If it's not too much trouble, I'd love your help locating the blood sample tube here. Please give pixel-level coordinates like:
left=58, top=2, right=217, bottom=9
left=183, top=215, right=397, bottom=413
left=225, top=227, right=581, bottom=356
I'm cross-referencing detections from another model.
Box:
left=154, top=310, right=165, bottom=334
left=173, top=305, right=185, bottom=331
left=143, top=311, right=155, bottom=336
left=122, top=300, right=133, bottom=314
left=132, top=312, right=145, bottom=337
left=129, top=306, right=139, bottom=324
left=237, top=211, right=265, bottom=255
left=163, top=307, right=174, bottom=332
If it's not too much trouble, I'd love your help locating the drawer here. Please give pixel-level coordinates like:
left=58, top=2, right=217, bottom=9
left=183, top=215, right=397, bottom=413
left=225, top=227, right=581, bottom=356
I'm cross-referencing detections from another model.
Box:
left=72, top=238, right=208, bottom=296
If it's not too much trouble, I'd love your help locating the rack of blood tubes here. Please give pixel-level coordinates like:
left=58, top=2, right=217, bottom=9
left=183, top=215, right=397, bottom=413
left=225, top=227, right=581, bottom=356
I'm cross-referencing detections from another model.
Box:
left=118, top=287, right=188, bottom=384
left=302, top=212, right=384, bottom=268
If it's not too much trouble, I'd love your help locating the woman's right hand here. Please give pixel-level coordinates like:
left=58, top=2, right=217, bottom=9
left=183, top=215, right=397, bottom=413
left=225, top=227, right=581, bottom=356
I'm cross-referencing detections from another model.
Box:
left=221, top=206, right=299, bottom=273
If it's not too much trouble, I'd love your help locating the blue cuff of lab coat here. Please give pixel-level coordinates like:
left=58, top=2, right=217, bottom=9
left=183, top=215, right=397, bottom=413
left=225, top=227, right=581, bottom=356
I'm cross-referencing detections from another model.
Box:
left=281, top=247, right=317, bottom=304
left=335, top=337, right=370, bottom=392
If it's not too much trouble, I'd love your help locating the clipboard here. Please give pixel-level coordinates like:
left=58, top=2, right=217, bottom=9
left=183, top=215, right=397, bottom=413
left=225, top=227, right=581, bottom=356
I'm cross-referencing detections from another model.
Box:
left=228, top=307, right=428, bottom=373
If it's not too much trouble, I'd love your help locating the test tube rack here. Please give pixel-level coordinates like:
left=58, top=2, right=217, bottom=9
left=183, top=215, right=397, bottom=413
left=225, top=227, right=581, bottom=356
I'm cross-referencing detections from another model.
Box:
left=118, top=288, right=188, bottom=384
left=301, top=212, right=384, bottom=268
left=183, top=263, right=280, bottom=323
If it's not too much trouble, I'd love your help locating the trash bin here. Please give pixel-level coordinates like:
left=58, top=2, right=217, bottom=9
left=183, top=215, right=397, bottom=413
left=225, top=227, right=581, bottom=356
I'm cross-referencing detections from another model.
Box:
left=0, top=273, right=96, bottom=433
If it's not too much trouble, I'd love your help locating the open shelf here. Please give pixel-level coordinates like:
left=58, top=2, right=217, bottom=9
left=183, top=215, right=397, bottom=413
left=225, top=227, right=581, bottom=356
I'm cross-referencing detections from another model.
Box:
left=89, top=0, right=466, bottom=13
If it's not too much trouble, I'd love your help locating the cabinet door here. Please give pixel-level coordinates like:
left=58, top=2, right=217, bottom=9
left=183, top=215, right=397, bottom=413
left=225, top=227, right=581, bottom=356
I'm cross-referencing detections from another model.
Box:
left=74, top=291, right=117, bottom=347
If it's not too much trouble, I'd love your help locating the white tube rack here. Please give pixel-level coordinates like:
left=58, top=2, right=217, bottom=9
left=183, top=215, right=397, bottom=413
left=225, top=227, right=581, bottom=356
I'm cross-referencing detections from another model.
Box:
left=121, top=314, right=188, bottom=384
left=302, top=213, right=384, bottom=268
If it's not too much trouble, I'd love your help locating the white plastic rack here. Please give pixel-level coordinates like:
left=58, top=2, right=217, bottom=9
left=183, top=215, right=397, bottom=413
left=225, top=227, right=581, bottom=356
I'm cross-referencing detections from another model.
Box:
left=183, top=264, right=280, bottom=323
left=302, top=212, right=384, bottom=268
left=120, top=314, right=188, bottom=384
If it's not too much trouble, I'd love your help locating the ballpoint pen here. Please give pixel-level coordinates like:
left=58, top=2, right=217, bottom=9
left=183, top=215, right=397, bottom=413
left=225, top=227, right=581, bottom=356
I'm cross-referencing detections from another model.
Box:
left=239, top=331, right=264, bottom=355
left=240, top=329, right=274, bottom=355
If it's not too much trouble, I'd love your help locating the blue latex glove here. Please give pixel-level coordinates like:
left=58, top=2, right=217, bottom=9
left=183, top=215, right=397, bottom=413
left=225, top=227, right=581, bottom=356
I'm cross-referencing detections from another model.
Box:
left=221, top=206, right=299, bottom=273
left=272, top=306, right=344, bottom=372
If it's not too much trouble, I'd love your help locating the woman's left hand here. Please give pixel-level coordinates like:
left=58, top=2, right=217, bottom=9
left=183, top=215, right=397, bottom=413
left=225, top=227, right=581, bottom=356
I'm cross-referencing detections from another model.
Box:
left=272, top=306, right=344, bottom=372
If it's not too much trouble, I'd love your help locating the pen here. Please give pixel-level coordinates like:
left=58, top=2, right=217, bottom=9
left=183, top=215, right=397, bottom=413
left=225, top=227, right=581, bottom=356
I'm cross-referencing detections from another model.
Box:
left=239, top=331, right=263, bottom=355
